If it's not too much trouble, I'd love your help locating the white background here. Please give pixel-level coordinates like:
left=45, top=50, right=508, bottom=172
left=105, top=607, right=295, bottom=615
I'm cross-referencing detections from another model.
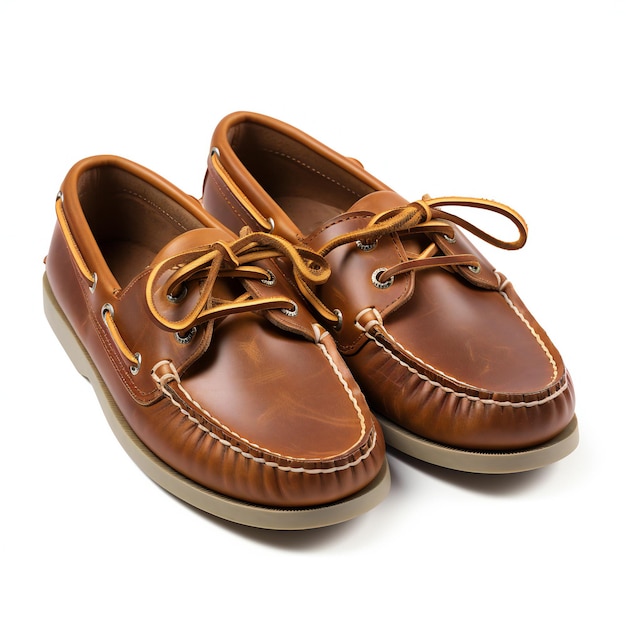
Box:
left=1, top=1, right=624, bottom=624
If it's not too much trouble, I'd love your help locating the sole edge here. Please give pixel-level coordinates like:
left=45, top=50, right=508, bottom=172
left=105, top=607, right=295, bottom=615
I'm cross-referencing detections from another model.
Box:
left=43, top=272, right=390, bottom=530
left=377, top=413, right=579, bottom=474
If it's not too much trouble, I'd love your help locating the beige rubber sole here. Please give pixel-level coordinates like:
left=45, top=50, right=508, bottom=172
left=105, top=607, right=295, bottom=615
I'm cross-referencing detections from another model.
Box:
left=43, top=273, right=390, bottom=530
left=377, top=413, right=579, bottom=474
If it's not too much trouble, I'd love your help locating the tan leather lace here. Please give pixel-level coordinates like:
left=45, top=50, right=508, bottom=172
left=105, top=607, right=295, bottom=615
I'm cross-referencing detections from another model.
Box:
left=317, top=195, right=528, bottom=285
left=146, top=230, right=334, bottom=333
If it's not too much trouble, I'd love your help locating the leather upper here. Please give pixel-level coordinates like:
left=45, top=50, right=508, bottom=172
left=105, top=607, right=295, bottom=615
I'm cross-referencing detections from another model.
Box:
left=202, top=111, right=576, bottom=451
left=45, top=155, right=385, bottom=507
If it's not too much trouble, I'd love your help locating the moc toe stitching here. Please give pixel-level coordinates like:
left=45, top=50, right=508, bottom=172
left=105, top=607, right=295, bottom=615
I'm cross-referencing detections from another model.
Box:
left=202, top=111, right=579, bottom=471
left=158, top=368, right=377, bottom=471
left=352, top=325, right=574, bottom=451
left=44, top=154, right=389, bottom=526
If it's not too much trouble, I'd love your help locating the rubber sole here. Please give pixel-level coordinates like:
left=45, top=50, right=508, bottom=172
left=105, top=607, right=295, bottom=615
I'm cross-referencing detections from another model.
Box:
left=43, top=273, right=390, bottom=530
left=377, top=412, right=579, bottom=474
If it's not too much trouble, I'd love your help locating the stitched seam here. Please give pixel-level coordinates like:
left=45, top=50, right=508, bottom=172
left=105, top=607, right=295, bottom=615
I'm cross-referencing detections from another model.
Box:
left=155, top=363, right=376, bottom=473
left=262, top=149, right=361, bottom=198
left=208, top=164, right=249, bottom=226
left=498, top=289, right=559, bottom=383
left=308, top=212, right=368, bottom=239
left=366, top=320, right=568, bottom=408
left=71, top=256, right=144, bottom=400
left=495, top=272, right=558, bottom=383
left=120, top=189, right=187, bottom=231
left=317, top=340, right=367, bottom=440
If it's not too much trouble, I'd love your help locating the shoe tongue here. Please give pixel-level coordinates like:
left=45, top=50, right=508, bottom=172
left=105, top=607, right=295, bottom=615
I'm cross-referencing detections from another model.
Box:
left=151, top=227, right=233, bottom=266
left=346, top=190, right=410, bottom=216
left=304, top=190, right=412, bottom=251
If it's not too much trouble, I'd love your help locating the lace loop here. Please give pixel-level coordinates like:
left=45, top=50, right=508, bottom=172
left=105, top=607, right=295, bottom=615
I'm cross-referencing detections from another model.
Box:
left=146, top=231, right=335, bottom=333
left=316, top=194, right=528, bottom=285
left=421, top=196, right=528, bottom=251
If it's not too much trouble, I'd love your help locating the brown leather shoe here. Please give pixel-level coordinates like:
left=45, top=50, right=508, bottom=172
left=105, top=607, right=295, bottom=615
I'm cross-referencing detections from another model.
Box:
left=202, top=111, right=579, bottom=473
left=43, top=155, right=389, bottom=528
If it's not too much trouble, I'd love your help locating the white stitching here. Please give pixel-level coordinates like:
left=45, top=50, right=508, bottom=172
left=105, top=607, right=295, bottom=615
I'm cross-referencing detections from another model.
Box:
left=361, top=309, right=568, bottom=408
left=316, top=338, right=367, bottom=440
left=152, top=360, right=375, bottom=473
left=495, top=271, right=557, bottom=382
left=498, top=288, right=559, bottom=383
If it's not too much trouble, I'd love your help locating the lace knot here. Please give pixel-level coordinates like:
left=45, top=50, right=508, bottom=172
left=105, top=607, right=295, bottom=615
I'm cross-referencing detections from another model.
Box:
left=316, top=194, right=528, bottom=284
left=145, top=231, right=336, bottom=334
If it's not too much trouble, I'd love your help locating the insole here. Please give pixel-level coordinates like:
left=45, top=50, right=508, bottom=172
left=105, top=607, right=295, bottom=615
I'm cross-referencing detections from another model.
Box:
left=101, top=239, right=157, bottom=288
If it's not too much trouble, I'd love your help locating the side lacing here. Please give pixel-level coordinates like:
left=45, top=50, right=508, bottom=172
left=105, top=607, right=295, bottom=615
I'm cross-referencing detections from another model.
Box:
left=150, top=359, right=376, bottom=473
left=356, top=307, right=569, bottom=408
left=210, top=150, right=275, bottom=232
left=55, top=192, right=97, bottom=292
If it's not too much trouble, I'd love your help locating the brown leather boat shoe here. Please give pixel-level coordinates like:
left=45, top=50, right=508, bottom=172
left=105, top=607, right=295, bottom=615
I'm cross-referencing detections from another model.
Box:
left=43, top=155, right=389, bottom=529
left=202, top=111, right=579, bottom=473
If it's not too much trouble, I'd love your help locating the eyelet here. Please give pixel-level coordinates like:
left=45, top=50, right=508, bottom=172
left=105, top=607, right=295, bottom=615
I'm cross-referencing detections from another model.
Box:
left=167, top=284, right=188, bottom=303
left=356, top=240, right=378, bottom=252
left=130, top=353, right=142, bottom=375
left=281, top=301, right=298, bottom=317
left=175, top=326, right=197, bottom=344
left=333, top=309, right=343, bottom=331
left=101, top=302, right=114, bottom=323
left=260, top=270, right=276, bottom=286
left=100, top=303, right=141, bottom=375
left=443, top=233, right=456, bottom=244
left=468, top=265, right=481, bottom=274
left=210, top=146, right=221, bottom=158
left=266, top=217, right=275, bottom=233
left=89, top=272, right=98, bottom=294
left=371, top=268, right=394, bottom=289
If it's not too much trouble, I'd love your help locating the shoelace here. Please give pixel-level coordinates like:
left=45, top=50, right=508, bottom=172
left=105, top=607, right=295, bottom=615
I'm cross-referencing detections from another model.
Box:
left=146, top=229, right=334, bottom=334
left=55, top=190, right=335, bottom=374
left=317, top=195, right=528, bottom=288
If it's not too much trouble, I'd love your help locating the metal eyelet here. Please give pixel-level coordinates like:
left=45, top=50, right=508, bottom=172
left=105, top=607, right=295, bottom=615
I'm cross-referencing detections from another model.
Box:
left=102, top=304, right=141, bottom=375
left=89, top=272, right=98, bottom=294
left=210, top=146, right=221, bottom=158
left=101, top=302, right=114, bottom=324
left=130, top=353, right=142, bottom=375
left=167, top=284, right=188, bottom=303
left=266, top=217, right=275, bottom=233
left=175, top=326, right=197, bottom=344
left=281, top=301, right=298, bottom=317
left=443, top=234, right=457, bottom=244
left=469, top=265, right=481, bottom=274
left=333, top=309, right=343, bottom=331
left=371, top=268, right=394, bottom=289
left=356, top=240, right=378, bottom=252
left=260, top=270, right=276, bottom=286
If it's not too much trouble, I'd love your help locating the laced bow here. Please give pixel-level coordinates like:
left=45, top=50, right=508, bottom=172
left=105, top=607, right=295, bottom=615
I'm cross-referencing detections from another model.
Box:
left=316, top=195, right=528, bottom=285
left=146, top=230, right=333, bottom=333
